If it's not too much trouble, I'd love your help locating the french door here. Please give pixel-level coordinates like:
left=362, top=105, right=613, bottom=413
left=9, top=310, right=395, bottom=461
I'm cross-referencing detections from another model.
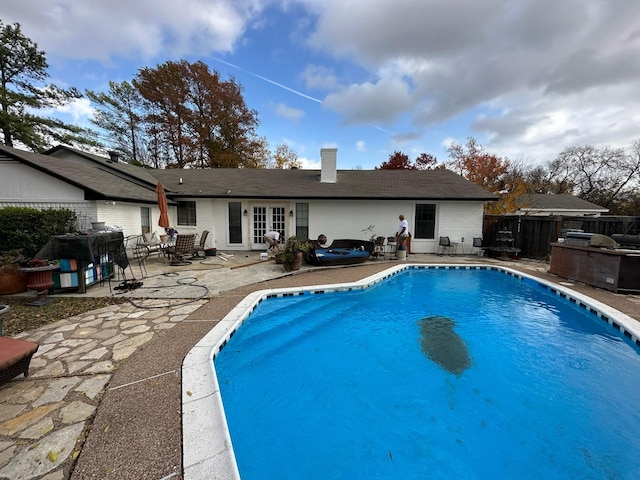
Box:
left=252, top=205, right=287, bottom=249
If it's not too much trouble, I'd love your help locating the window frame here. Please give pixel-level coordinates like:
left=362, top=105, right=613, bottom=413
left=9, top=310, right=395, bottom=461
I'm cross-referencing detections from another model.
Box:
left=177, top=201, right=197, bottom=226
left=414, top=204, right=436, bottom=239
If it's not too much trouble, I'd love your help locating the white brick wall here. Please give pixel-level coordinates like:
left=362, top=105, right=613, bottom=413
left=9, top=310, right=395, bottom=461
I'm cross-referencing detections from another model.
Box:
left=438, top=202, right=485, bottom=253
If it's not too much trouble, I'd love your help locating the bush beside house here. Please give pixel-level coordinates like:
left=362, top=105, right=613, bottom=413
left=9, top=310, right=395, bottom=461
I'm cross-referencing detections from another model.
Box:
left=0, top=207, right=77, bottom=258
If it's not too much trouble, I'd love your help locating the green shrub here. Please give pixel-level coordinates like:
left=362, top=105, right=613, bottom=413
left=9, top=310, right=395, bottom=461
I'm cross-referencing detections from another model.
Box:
left=0, top=207, right=77, bottom=257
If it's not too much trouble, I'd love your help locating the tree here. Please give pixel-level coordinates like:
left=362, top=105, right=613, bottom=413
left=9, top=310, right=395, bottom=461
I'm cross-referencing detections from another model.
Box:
left=415, top=153, right=442, bottom=170
left=86, top=81, right=149, bottom=165
left=0, top=21, right=96, bottom=151
left=550, top=144, right=640, bottom=212
left=446, top=137, right=512, bottom=192
left=134, top=61, right=192, bottom=168
left=446, top=137, right=529, bottom=214
left=377, top=151, right=443, bottom=170
left=131, top=60, right=264, bottom=168
left=271, top=144, right=301, bottom=169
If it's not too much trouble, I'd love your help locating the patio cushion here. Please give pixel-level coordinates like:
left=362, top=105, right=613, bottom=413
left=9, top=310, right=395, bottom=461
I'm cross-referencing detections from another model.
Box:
left=0, top=337, right=39, bottom=383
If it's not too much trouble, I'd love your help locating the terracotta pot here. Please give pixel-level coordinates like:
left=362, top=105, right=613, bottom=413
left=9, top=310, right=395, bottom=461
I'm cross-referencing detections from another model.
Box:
left=21, top=265, right=58, bottom=291
left=160, top=235, right=168, bottom=244
left=0, top=270, right=28, bottom=295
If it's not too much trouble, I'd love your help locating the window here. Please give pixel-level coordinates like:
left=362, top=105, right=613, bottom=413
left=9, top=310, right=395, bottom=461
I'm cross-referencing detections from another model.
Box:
left=229, top=202, right=242, bottom=244
left=295, top=203, right=309, bottom=239
left=140, top=207, right=150, bottom=234
left=414, top=204, right=436, bottom=239
left=177, top=201, right=196, bottom=226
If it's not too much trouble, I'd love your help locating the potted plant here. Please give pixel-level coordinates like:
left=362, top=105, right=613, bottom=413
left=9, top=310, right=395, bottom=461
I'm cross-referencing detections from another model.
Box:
left=0, top=250, right=28, bottom=295
left=277, top=236, right=312, bottom=272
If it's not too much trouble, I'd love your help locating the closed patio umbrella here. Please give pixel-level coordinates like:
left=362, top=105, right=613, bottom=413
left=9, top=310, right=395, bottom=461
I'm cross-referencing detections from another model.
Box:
left=156, top=182, right=170, bottom=228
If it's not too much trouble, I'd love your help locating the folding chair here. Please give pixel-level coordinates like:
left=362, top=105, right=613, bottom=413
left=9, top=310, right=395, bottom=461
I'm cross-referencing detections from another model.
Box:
left=438, top=236, right=452, bottom=256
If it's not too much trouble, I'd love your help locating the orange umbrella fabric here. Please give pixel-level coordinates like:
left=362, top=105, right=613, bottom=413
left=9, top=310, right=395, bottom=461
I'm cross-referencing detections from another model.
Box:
left=156, top=182, right=170, bottom=228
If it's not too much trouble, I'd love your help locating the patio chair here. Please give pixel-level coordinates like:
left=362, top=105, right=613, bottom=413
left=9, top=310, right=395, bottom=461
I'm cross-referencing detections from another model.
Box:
left=371, top=236, right=386, bottom=261
left=139, top=232, right=163, bottom=260
left=192, top=230, right=210, bottom=257
left=386, top=236, right=397, bottom=258
left=166, top=234, right=196, bottom=265
left=438, top=236, right=452, bottom=256
left=126, top=235, right=148, bottom=278
left=472, top=237, right=484, bottom=256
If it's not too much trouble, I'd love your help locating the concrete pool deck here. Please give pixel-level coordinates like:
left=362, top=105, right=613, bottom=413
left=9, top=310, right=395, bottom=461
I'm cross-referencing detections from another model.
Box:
left=1, top=252, right=639, bottom=479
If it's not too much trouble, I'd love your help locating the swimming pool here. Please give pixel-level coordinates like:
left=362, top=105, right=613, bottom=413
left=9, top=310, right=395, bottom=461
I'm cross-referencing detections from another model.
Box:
left=182, top=265, right=640, bottom=479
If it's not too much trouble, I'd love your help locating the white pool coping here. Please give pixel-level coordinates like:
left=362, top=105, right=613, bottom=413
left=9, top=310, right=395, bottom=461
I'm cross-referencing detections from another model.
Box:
left=181, top=263, right=640, bottom=479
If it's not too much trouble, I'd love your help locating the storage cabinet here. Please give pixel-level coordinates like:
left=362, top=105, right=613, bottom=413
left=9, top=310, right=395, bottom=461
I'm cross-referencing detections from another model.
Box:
left=53, top=254, right=114, bottom=293
left=36, top=232, right=124, bottom=294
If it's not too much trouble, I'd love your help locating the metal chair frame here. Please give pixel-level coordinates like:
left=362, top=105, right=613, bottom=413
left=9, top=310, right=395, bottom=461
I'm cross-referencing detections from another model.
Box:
left=438, top=236, right=452, bottom=256
left=386, top=236, right=397, bottom=258
left=371, top=236, right=386, bottom=261
left=166, top=234, right=196, bottom=265
left=192, top=230, right=210, bottom=257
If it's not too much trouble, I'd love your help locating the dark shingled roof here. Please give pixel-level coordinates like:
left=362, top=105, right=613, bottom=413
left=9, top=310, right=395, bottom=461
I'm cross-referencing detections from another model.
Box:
left=518, top=194, right=608, bottom=212
left=1, top=145, right=160, bottom=204
left=152, top=168, right=497, bottom=200
left=2, top=145, right=497, bottom=203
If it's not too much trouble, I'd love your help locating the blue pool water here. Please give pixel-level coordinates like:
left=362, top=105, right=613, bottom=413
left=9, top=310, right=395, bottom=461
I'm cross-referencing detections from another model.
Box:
left=215, top=268, right=640, bottom=479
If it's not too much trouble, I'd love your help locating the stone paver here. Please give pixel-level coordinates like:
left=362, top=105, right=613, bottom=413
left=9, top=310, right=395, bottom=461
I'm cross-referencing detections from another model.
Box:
left=0, top=296, right=208, bottom=480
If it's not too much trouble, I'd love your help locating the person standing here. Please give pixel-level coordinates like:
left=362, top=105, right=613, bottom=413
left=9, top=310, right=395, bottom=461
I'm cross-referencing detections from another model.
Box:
left=264, top=230, right=280, bottom=251
left=396, top=214, right=409, bottom=251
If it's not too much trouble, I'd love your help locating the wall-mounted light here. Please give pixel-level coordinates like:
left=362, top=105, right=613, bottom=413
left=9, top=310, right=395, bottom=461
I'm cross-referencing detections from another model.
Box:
left=289, top=210, right=294, bottom=217
left=105, top=200, right=116, bottom=206
left=243, top=209, right=248, bottom=216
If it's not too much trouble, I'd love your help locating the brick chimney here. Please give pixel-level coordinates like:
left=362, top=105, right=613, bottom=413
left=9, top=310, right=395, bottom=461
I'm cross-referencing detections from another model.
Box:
left=320, top=148, right=337, bottom=183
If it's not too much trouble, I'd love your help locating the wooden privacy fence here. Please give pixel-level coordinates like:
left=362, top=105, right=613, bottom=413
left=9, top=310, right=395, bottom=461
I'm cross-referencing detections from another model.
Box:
left=482, top=215, right=640, bottom=260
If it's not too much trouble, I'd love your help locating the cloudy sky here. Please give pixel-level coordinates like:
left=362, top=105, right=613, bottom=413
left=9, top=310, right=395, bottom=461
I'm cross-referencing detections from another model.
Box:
left=2, top=0, right=639, bottom=169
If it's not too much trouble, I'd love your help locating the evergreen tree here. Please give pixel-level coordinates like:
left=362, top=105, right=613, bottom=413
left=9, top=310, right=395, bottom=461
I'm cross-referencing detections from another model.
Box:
left=0, top=20, right=96, bottom=151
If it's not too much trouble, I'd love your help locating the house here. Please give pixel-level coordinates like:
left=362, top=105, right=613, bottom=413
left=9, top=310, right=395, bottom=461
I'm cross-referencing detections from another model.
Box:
left=0, top=145, right=496, bottom=254
left=515, top=193, right=608, bottom=217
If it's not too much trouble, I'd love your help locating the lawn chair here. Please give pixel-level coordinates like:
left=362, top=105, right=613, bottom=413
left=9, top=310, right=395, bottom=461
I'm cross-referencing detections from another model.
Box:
left=166, top=234, right=196, bottom=265
left=192, top=230, right=210, bottom=257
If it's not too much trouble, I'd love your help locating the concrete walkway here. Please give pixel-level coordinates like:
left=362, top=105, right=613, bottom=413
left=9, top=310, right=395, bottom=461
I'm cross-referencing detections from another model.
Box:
left=1, top=252, right=639, bottom=479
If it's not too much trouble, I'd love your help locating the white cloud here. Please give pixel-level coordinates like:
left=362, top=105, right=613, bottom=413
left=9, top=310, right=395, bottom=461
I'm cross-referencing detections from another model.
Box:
left=301, top=0, right=640, bottom=161
left=323, top=78, right=413, bottom=124
left=37, top=97, right=94, bottom=124
left=4, top=0, right=640, bottom=165
left=297, top=156, right=321, bottom=169
left=301, top=64, right=341, bottom=91
left=274, top=103, right=304, bottom=121
left=355, top=140, right=366, bottom=152
left=56, top=98, right=95, bottom=122
left=1, top=0, right=265, bottom=61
